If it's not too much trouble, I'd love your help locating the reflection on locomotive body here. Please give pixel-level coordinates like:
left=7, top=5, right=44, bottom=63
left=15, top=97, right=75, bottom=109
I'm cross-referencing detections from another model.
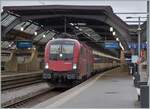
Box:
left=43, top=38, right=120, bottom=86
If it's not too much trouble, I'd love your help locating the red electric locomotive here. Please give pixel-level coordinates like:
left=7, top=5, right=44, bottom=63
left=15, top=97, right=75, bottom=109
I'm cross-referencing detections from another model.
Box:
left=43, top=38, right=94, bottom=85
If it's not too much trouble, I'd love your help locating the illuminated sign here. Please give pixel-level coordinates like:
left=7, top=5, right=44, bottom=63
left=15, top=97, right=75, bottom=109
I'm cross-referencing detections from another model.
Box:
left=16, top=40, right=32, bottom=49
left=105, top=41, right=119, bottom=49
left=129, top=43, right=147, bottom=49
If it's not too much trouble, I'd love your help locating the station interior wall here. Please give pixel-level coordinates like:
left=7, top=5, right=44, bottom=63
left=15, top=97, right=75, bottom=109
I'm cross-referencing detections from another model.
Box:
left=2, top=48, right=43, bottom=73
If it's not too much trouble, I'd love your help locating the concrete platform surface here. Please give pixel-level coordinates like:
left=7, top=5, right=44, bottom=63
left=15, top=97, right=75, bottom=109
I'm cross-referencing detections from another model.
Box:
left=35, top=67, right=139, bottom=108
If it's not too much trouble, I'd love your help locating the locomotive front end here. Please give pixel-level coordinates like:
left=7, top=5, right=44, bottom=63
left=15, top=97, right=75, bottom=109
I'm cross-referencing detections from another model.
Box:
left=43, top=39, right=79, bottom=83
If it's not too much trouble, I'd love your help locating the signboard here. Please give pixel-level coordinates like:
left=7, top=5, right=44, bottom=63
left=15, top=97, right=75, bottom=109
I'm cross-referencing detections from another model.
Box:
left=16, top=40, right=32, bottom=49
left=128, top=43, right=147, bottom=49
left=131, top=55, right=138, bottom=63
left=105, top=41, right=119, bottom=49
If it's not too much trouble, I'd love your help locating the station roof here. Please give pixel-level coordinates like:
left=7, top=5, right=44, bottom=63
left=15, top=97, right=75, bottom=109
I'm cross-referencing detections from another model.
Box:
left=128, top=21, right=147, bottom=43
left=1, top=5, right=131, bottom=56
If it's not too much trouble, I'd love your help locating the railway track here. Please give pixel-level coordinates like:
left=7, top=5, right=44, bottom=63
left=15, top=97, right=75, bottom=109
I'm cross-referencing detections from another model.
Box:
left=1, top=68, right=119, bottom=108
left=1, top=82, right=54, bottom=108
left=7, top=88, right=66, bottom=108
left=1, top=72, right=43, bottom=90
left=2, top=84, right=66, bottom=108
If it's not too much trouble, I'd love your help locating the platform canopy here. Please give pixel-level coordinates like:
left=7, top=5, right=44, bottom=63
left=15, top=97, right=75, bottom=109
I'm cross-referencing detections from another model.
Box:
left=1, top=5, right=131, bottom=56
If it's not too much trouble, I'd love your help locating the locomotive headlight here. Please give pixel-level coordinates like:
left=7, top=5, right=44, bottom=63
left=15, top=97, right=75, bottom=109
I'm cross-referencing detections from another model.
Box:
left=45, top=63, right=49, bottom=69
left=73, top=64, right=77, bottom=69
left=60, top=53, right=63, bottom=57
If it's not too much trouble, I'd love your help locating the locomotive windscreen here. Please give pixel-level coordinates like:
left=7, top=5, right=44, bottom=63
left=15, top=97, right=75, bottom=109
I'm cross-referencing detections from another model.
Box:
left=50, top=43, right=74, bottom=60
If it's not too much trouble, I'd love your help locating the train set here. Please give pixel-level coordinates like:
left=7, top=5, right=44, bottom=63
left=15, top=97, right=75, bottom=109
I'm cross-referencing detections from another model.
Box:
left=43, top=34, right=120, bottom=86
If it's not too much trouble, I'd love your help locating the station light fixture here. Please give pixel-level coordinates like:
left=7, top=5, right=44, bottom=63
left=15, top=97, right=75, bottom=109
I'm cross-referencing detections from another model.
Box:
left=8, top=44, right=11, bottom=47
left=75, top=26, right=79, bottom=29
left=116, top=37, right=119, bottom=41
left=70, top=23, right=74, bottom=26
left=52, top=30, right=55, bottom=32
left=119, top=42, right=124, bottom=51
left=112, top=31, right=116, bottom=36
left=28, top=48, right=31, bottom=50
left=110, top=27, right=113, bottom=32
left=43, top=34, right=46, bottom=38
left=20, top=27, right=24, bottom=31
left=79, top=28, right=82, bottom=31
left=77, top=23, right=86, bottom=26
left=34, top=31, right=37, bottom=36
left=52, top=37, right=55, bottom=40
left=86, top=33, right=90, bottom=37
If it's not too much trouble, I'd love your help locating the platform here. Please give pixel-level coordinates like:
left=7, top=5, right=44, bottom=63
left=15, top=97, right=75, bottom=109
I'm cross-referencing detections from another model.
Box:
left=35, top=67, right=139, bottom=108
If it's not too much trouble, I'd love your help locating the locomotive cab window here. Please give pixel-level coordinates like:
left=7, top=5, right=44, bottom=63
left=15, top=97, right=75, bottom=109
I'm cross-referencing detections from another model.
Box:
left=50, top=44, right=61, bottom=60
left=50, top=45, right=61, bottom=54
left=62, top=44, right=74, bottom=60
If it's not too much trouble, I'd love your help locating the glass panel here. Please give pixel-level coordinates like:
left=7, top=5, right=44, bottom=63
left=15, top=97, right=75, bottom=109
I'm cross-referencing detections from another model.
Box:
left=33, top=32, right=45, bottom=41
left=24, top=24, right=39, bottom=34
left=1, top=41, right=10, bottom=48
left=49, top=44, right=61, bottom=60
left=62, top=44, right=74, bottom=60
left=39, top=36, right=49, bottom=43
left=50, top=45, right=61, bottom=54
left=14, top=22, right=30, bottom=30
left=62, top=44, right=74, bottom=54
left=49, top=44, right=74, bottom=60
left=39, top=32, right=55, bottom=43
left=2, top=15, right=17, bottom=26
left=1, top=12, right=8, bottom=21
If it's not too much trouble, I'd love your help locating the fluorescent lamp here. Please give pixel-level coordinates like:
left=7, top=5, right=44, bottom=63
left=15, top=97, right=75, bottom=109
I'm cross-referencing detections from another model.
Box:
left=75, top=26, right=79, bottom=29
left=119, top=42, right=124, bottom=51
left=113, top=31, right=116, bottom=36
left=110, top=27, right=113, bottom=32
left=79, top=28, right=82, bottom=31
left=116, top=38, right=119, bottom=41
left=70, top=23, right=74, bottom=26
left=21, top=27, right=24, bottom=31
left=34, top=31, right=37, bottom=36
left=43, top=34, right=46, bottom=38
